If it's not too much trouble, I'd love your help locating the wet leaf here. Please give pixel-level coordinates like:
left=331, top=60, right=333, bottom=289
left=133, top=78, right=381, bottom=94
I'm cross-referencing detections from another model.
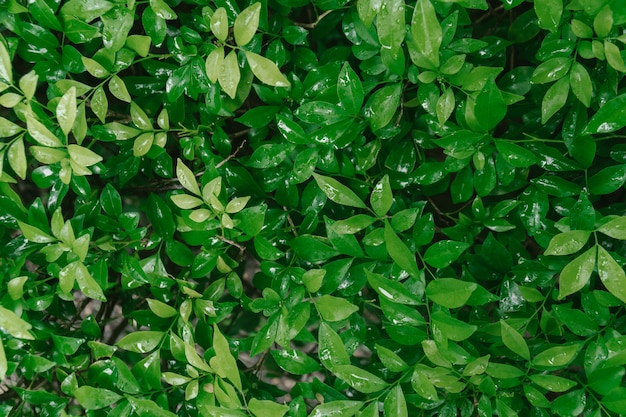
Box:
left=234, top=3, right=261, bottom=47
left=244, top=51, right=290, bottom=87
left=597, top=246, right=626, bottom=304
left=558, top=246, right=596, bottom=299
left=426, top=278, right=477, bottom=309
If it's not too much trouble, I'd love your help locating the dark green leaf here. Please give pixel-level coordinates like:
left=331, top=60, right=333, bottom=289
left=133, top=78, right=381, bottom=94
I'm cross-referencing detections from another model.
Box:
left=423, top=240, right=470, bottom=269
left=270, top=349, right=321, bottom=375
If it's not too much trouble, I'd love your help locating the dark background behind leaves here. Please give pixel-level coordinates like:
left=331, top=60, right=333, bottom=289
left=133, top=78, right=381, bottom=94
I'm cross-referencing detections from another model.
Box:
left=1, top=0, right=626, bottom=416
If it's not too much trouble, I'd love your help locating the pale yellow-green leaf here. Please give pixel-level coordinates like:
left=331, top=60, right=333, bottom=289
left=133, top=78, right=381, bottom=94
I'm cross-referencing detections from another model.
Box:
left=82, top=56, right=109, bottom=78
left=0, top=117, right=23, bottom=136
left=126, top=34, right=151, bottom=57
left=109, top=75, right=131, bottom=102
left=0, top=306, right=33, bottom=340
left=205, top=47, right=224, bottom=84
left=74, top=103, right=87, bottom=145
left=149, top=0, right=177, bottom=19
left=184, top=342, right=212, bottom=372
left=68, top=144, right=103, bottom=166
left=26, top=115, right=63, bottom=147
left=176, top=158, right=201, bottom=196
left=8, top=138, right=26, bottom=179
left=8, top=276, right=28, bottom=300
left=59, top=261, right=77, bottom=294
left=73, top=234, right=90, bottom=262
left=605, top=41, right=626, bottom=72
left=51, top=208, right=64, bottom=239
left=210, top=324, right=242, bottom=391
left=59, top=219, right=76, bottom=246
left=147, top=299, right=177, bottom=318
left=244, top=51, right=290, bottom=87
left=154, top=131, right=167, bottom=147
left=91, top=85, right=108, bottom=123
left=103, top=122, right=141, bottom=140
left=18, top=70, right=38, bottom=101
left=130, top=101, right=152, bottom=130
left=189, top=208, right=213, bottom=222
left=0, top=40, right=13, bottom=83
left=18, top=220, right=55, bottom=243
left=221, top=212, right=234, bottom=229
left=70, top=158, right=94, bottom=176
left=0, top=339, right=6, bottom=383
left=219, top=51, right=241, bottom=99
left=202, top=176, right=222, bottom=201
left=225, top=196, right=250, bottom=214
left=30, top=146, right=66, bottom=164
left=75, top=261, right=106, bottom=301
left=0, top=93, right=22, bottom=108
left=234, top=2, right=261, bottom=47
left=57, top=87, right=77, bottom=136
left=132, top=132, right=154, bottom=156
left=211, top=7, right=229, bottom=42
left=171, top=194, right=204, bottom=209
left=60, top=160, right=72, bottom=184
left=157, top=108, right=169, bottom=129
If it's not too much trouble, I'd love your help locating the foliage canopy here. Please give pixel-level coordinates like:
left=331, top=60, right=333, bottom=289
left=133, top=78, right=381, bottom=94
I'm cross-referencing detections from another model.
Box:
left=1, top=0, right=626, bottom=416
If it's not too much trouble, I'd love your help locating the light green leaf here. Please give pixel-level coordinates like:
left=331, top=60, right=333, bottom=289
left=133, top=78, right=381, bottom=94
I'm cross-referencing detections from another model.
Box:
left=75, top=261, right=106, bottom=301
left=18, top=221, right=55, bottom=243
left=68, top=144, right=102, bottom=167
left=597, top=217, right=626, bottom=240
left=0, top=339, right=6, bottom=381
left=411, top=0, right=442, bottom=67
left=330, top=214, right=376, bottom=234
left=431, top=311, right=477, bottom=341
left=248, top=398, right=289, bottom=417
left=333, top=364, right=388, bottom=393
left=82, top=57, right=109, bottom=78
left=176, top=158, right=201, bottom=196
left=133, top=132, right=154, bottom=157
left=384, top=385, right=408, bottom=417
left=597, top=246, right=626, bottom=304
left=308, top=401, right=362, bottom=417
left=376, top=344, right=408, bottom=372
left=426, top=278, right=477, bottom=309
left=210, top=324, right=242, bottom=391
left=109, top=75, right=131, bottom=103
left=377, top=0, right=405, bottom=53
left=529, top=374, right=576, bottom=392
left=8, top=138, right=26, bottom=180
left=244, top=51, right=290, bottom=87
left=532, top=344, right=579, bottom=368
left=19, top=70, right=38, bottom=101
left=219, top=50, right=241, bottom=99
left=500, top=320, right=530, bottom=360
left=558, top=246, right=596, bottom=299
left=91, top=85, right=108, bottom=123
left=126, top=35, right=151, bottom=57
left=535, top=0, right=562, bottom=32
left=211, top=7, right=228, bottom=42
left=594, top=5, right=613, bottom=38
left=234, top=2, right=261, bottom=47
left=384, top=221, right=420, bottom=277
left=74, top=386, right=121, bottom=410
left=316, top=295, right=359, bottom=322
left=8, top=276, right=28, bottom=301
left=225, top=196, right=250, bottom=214
left=531, top=57, right=571, bottom=84
left=149, top=0, right=177, bottom=20
left=569, top=62, right=592, bottom=107
left=412, top=368, right=438, bottom=400
left=130, top=101, right=152, bottom=130
left=0, top=117, right=23, bottom=137
left=205, top=47, right=224, bottom=84
left=366, top=270, right=422, bottom=305
left=0, top=306, right=34, bottom=340
left=312, top=173, right=366, bottom=208
left=302, top=269, right=325, bottom=292
left=147, top=299, right=177, bottom=318
left=544, top=230, right=590, bottom=256
left=117, top=331, right=163, bottom=353
left=605, top=40, right=626, bottom=72
left=541, top=76, right=569, bottom=124
left=0, top=39, right=12, bottom=83
left=172, top=194, right=204, bottom=209
left=366, top=82, right=402, bottom=131
left=127, top=396, right=178, bottom=417
left=26, top=115, right=63, bottom=147
left=436, top=87, right=455, bottom=126
left=318, top=322, right=350, bottom=370
left=30, top=146, right=66, bottom=164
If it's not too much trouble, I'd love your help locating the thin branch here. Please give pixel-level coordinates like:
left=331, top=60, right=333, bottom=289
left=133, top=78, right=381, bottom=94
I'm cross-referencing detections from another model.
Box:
left=293, top=10, right=333, bottom=29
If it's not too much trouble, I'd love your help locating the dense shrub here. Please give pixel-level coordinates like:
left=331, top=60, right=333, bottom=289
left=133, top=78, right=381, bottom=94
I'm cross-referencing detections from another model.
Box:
left=1, top=0, right=626, bottom=415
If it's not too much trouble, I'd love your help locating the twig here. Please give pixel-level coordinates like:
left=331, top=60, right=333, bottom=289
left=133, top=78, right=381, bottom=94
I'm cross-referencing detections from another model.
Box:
left=216, top=137, right=248, bottom=169
left=293, top=10, right=333, bottom=29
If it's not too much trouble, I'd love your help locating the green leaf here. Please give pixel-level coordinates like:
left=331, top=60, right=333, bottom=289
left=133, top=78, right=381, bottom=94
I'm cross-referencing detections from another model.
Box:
left=205, top=46, right=224, bottom=84
left=0, top=117, right=23, bottom=137
left=569, top=62, right=592, bottom=107
left=544, top=230, right=590, bottom=256
left=220, top=51, right=241, bottom=99
left=318, top=322, right=350, bottom=369
left=426, top=278, right=477, bottom=309
left=594, top=5, right=613, bottom=37
left=384, top=385, right=408, bottom=417
left=384, top=221, right=420, bottom=277
left=290, top=235, right=340, bottom=263
left=597, top=246, right=626, bottom=304
left=19, top=70, right=38, bottom=101
left=0, top=306, right=34, bottom=340
left=603, top=387, right=626, bottom=414
left=308, top=401, right=362, bottom=417
left=377, top=0, right=405, bottom=54
left=330, top=214, right=376, bottom=234
left=371, top=175, right=393, bottom=218
left=128, top=396, right=178, bottom=417
left=558, top=246, right=596, bottom=299
left=130, top=101, right=152, bottom=130
left=376, top=344, right=408, bottom=372
left=91, top=85, right=108, bottom=123
left=423, top=240, right=470, bottom=269
left=234, top=2, right=261, bottom=47
left=248, top=398, right=289, bottom=417
left=8, top=138, right=26, bottom=180
left=210, top=324, right=242, bottom=391
left=475, top=78, right=507, bottom=131
left=597, top=217, right=626, bottom=240
left=436, top=87, right=455, bottom=126
left=585, top=94, right=626, bottom=134
left=532, top=344, right=579, bottom=368
left=316, top=295, right=359, bottom=322
left=302, top=269, right=325, bottom=292
left=412, top=368, right=438, bottom=400
left=333, top=364, right=388, bottom=393
left=530, top=374, right=576, bottom=392
left=500, top=320, right=530, bottom=360
left=270, top=349, right=321, bottom=375
left=147, top=299, right=177, bottom=318
left=0, top=38, right=13, bottom=83
left=26, top=115, right=62, bottom=147
left=337, top=63, right=364, bottom=115
left=431, top=311, right=477, bottom=341
left=495, top=140, right=538, bottom=167
left=366, top=270, right=422, bottom=305
left=587, top=164, right=626, bottom=195
left=101, top=183, right=122, bottom=218
left=18, top=221, right=55, bottom=243
left=605, top=40, right=626, bottom=72
left=75, top=261, right=106, bottom=301
left=73, top=386, right=121, bottom=410
left=411, top=0, right=442, bottom=67
left=534, top=0, right=563, bottom=32
left=117, top=331, right=163, bottom=353
left=541, top=76, right=569, bottom=124
left=149, top=0, right=177, bottom=19
left=244, top=51, right=290, bottom=87
left=312, top=173, right=366, bottom=208
left=531, top=57, right=571, bottom=84
left=176, top=159, right=201, bottom=196
left=0, top=339, right=6, bottom=381
left=109, top=75, right=131, bottom=103
left=68, top=144, right=102, bottom=167
left=366, top=82, right=402, bottom=131
left=211, top=7, right=228, bottom=42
